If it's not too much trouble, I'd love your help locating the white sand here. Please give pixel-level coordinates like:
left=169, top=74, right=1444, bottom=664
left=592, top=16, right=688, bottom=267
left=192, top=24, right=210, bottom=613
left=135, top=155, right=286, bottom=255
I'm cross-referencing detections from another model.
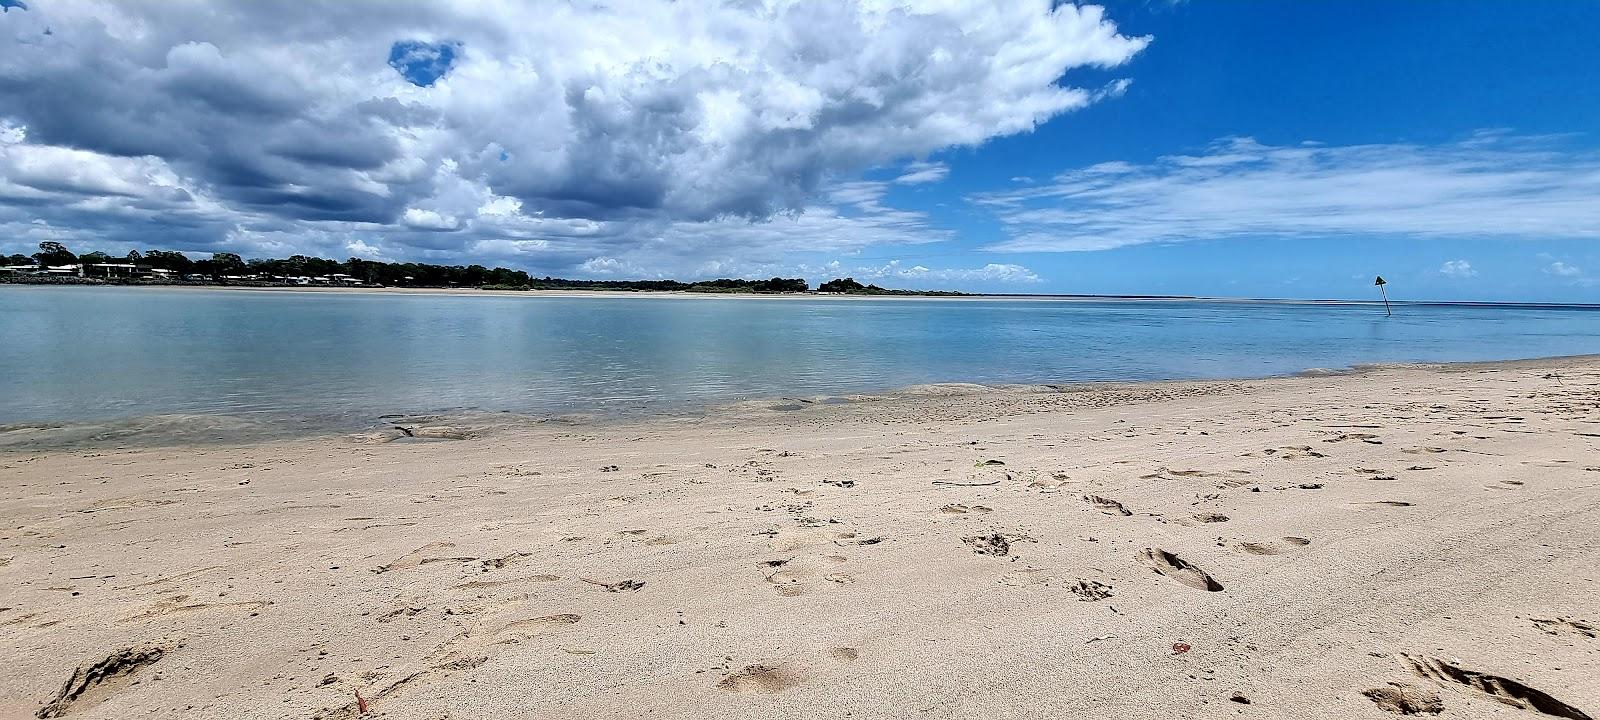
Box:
left=2, top=357, right=1597, bottom=719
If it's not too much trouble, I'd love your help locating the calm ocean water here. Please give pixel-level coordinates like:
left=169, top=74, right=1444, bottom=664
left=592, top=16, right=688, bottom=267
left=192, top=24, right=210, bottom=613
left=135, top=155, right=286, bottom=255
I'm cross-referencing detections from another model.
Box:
left=2, top=286, right=1599, bottom=429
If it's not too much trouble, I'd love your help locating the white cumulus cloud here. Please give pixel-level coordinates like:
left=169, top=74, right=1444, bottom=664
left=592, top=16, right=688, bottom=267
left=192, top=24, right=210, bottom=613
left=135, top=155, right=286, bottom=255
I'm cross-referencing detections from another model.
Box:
left=400, top=208, right=460, bottom=232
left=857, top=260, right=1042, bottom=284
left=0, top=0, right=1147, bottom=281
left=1546, top=261, right=1582, bottom=277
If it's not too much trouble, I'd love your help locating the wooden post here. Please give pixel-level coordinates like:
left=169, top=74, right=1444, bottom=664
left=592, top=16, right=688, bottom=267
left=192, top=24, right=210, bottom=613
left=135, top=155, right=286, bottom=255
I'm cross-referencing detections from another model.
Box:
left=1374, top=276, right=1391, bottom=316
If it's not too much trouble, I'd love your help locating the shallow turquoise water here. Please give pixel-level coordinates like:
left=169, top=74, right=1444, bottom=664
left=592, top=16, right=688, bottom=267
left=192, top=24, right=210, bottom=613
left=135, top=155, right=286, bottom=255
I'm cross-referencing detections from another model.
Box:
left=2, top=286, right=1598, bottom=427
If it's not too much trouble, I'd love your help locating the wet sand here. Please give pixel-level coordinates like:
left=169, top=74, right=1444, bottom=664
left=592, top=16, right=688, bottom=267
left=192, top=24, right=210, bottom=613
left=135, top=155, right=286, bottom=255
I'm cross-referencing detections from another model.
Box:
left=2, top=357, right=1597, bottom=719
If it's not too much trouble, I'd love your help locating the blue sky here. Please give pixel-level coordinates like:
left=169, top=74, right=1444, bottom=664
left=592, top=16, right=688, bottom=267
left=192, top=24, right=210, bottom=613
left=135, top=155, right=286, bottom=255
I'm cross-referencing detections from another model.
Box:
left=864, top=1, right=1600, bottom=301
left=1, top=1, right=1597, bottom=301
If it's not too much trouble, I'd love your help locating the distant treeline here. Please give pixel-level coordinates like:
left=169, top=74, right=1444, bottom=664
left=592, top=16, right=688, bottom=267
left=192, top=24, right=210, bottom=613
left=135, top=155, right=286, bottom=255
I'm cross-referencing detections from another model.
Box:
left=817, top=277, right=966, bottom=296
left=5, top=242, right=960, bottom=295
left=502, top=277, right=809, bottom=293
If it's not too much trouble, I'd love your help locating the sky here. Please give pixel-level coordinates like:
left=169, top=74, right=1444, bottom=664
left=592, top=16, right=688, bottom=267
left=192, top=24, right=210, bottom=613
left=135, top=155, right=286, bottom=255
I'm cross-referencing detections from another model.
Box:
left=1, top=1, right=1597, bottom=301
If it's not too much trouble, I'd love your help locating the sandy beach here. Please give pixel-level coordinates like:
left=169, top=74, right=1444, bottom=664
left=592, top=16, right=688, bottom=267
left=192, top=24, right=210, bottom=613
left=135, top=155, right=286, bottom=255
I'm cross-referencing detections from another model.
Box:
left=2, top=357, right=1597, bottom=719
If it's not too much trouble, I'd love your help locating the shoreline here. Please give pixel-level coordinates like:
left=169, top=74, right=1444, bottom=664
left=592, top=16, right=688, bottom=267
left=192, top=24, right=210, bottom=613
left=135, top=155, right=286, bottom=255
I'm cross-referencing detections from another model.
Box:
left=1, top=355, right=1596, bottom=718
left=5, top=353, right=1599, bottom=452
left=7, top=280, right=1599, bottom=309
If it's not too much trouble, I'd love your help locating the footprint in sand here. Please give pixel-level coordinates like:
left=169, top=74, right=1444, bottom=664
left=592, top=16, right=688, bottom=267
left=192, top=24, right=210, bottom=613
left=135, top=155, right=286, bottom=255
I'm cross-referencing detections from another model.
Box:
left=762, top=557, right=851, bottom=596
left=1363, top=682, right=1443, bottom=716
left=1401, top=654, right=1593, bottom=720
left=1234, top=537, right=1308, bottom=554
left=717, top=663, right=803, bottom=693
left=1137, top=548, right=1224, bottom=592
left=1264, top=446, right=1327, bottom=460
left=833, top=534, right=884, bottom=547
left=76, top=497, right=180, bottom=514
left=939, top=503, right=993, bottom=514
left=1233, top=539, right=1309, bottom=555
left=764, top=567, right=807, bottom=597
left=1173, top=512, right=1228, bottom=526
left=452, top=574, right=560, bottom=590
left=1082, top=494, right=1132, bottom=516
left=768, top=527, right=858, bottom=552
left=373, top=542, right=475, bottom=574
left=479, top=552, right=534, bottom=570
left=1068, top=579, right=1114, bottom=601
left=963, top=533, right=1011, bottom=556
left=119, top=594, right=270, bottom=623
left=1531, top=617, right=1596, bottom=638
left=36, top=646, right=167, bottom=719
left=616, top=530, right=678, bottom=546
left=717, top=647, right=856, bottom=694
left=1029, top=473, right=1072, bottom=490
left=378, top=605, right=426, bottom=623
left=495, top=614, right=582, bottom=642
left=580, top=578, right=644, bottom=593
left=1235, top=542, right=1283, bottom=555
left=1325, top=432, right=1382, bottom=444
left=428, top=614, right=581, bottom=662
left=1000, top=568, right=1048, bottom=586
left=1142, top=467, right=1225, bottom=479
left=963, top=532, right=1030, bottom=557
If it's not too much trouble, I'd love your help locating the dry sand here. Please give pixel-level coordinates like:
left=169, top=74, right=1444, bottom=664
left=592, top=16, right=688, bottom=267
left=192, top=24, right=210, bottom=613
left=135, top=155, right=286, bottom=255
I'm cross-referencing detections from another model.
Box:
left=2, top=357, right=1597, bottom=719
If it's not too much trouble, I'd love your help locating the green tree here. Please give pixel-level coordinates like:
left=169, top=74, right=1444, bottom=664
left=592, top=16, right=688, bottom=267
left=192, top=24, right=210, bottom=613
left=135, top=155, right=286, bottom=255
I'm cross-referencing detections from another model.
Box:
left=819, top=277, right=866, bottom=293
left=33, top=241, right=76, bottom=266
left=210, top=252, right=246, bottom=275
left=142, top=250, right=194, bottom=272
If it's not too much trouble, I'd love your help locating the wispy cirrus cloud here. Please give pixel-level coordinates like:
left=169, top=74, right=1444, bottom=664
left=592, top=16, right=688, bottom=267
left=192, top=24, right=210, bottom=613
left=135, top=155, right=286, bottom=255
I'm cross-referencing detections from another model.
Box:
left=893, top=161, right=950, bottom=185
left=976, top=132, right=1600, bottom=252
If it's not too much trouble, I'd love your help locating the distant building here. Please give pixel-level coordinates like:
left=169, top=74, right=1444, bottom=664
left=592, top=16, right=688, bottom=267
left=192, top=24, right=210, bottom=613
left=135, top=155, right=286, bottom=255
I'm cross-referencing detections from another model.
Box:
left=84, top=263, right=149, bottom=278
